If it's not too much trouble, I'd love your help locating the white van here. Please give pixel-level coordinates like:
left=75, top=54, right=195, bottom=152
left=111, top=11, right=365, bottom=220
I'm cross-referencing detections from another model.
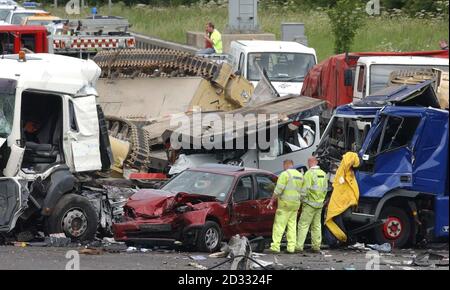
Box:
left=230, top=40, right=317, bottom=96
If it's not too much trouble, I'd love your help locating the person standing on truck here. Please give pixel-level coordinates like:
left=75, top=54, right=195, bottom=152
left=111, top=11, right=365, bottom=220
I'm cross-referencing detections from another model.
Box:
left=62, top=20, right=72, bottom=36
left=296, top=156, right=328, bottom=253
left=197, top=22, right=222, bottom=55
left=267, top=159, right=303, bottom=253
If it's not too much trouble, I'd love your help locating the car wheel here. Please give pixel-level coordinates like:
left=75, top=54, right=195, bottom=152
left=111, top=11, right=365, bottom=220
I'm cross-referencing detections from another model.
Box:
left=373, top=206, right=412, bottom=248
left=197, top=221, right=222, bottom=253
left=45, top=194, right=98, bottom=242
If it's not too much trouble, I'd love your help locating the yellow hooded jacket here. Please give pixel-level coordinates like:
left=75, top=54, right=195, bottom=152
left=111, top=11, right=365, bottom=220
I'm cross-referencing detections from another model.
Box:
left=325, top=152, right=360, bottom=242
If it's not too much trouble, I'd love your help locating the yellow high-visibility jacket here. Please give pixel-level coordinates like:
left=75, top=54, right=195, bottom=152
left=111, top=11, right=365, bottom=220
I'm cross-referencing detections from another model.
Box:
left=274, top=169, right=303, bottom=210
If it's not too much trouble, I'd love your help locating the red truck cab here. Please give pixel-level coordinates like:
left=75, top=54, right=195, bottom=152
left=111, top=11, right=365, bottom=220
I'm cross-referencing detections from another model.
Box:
left=301, top=50, right=449, bottom=109
left=0, top=25, right=48, bottom=54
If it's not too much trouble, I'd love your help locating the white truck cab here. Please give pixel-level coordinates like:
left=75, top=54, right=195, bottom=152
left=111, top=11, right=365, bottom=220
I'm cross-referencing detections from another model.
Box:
left=230, top=40, right=317, bottom=96
left=4, top=8, right=47, bottom=25
left=0, top=53, right=102, bottom=176
left=0, top=53, right=106, bottom=240
left=353, top=56, right=449, bottom=100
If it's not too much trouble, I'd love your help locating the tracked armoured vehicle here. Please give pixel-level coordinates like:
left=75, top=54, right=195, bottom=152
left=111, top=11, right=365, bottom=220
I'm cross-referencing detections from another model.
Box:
left=93, top=48, right=255, bottom=176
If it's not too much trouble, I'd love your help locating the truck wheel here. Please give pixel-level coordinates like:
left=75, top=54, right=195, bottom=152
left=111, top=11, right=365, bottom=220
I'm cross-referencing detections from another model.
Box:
left=196, top=221, right=222, bottom=253
left=373, top=206, right=412, bottom=248
left=45, top=194, right=98, bottom=242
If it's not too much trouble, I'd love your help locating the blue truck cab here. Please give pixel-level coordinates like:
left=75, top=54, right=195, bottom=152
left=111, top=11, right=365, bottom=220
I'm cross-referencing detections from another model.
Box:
left=316, top=80, right=449, bottom=247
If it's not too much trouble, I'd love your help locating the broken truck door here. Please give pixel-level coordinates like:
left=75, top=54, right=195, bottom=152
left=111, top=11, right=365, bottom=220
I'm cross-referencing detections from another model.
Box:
left=357, top=113, right=421, bottom=196
left=0, top=178, right=25, bottom=232
left=408, top=109, right=449, bottom=238
left=64, top=95, right=102, bottom=172
left=229, top=175, right=261, bottom=236
left=0, top=78, right=24, bottom=178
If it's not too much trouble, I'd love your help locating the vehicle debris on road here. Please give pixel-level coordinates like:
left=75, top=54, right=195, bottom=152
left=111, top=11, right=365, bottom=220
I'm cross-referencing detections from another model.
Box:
left=367, top=243, right=392, bottom=253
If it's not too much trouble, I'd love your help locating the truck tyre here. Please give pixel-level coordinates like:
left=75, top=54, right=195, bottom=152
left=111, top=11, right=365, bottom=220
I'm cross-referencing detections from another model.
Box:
left=45, top=194, right=98, bottom=241
left=196, top=221, right=222, bottom=253
left=373, top=206, right=412, bottom=248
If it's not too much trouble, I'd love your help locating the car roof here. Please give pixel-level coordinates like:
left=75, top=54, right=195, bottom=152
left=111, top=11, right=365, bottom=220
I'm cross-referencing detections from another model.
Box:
left=233, top=40, right=316, bottom=55
left=188, top=164, right=275, bottom=177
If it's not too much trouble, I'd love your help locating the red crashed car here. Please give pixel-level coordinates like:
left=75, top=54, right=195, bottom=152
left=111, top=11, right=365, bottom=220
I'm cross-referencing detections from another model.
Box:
left=113, top=165, right=279, bottom=252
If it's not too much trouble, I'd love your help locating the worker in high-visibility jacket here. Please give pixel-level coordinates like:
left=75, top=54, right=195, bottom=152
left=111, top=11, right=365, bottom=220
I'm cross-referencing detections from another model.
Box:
left=296, top=156, right=328, bottom=252
left=267, top=159, right=303, bottom=253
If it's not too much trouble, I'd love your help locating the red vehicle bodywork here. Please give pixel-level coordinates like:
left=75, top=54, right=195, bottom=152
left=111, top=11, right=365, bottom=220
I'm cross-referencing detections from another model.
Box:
left=113, top=167, right=279, bottom=248
left=301, top=50, right=449, bottom=109
left=0, top=25, right=48, bottom=53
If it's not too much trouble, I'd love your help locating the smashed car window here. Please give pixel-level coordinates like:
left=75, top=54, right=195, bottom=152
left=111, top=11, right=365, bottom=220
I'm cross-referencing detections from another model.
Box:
left=0, top=79, right=16, bottom=137
left=162, top=170, right=234, bottom=202
left=233, top=176, right=253, bottom=202
left=256, top=175, right=275, bottom=199
left=247, top=52, right=316, bottom=82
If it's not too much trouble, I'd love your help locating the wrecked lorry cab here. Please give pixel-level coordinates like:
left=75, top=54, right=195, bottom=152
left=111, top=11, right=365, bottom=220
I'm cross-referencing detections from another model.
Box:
left=113, top=165, right=279, bottom=252
left=317, top=80, right=449, bottom=247
left=0, top=53, right=113, bottom=240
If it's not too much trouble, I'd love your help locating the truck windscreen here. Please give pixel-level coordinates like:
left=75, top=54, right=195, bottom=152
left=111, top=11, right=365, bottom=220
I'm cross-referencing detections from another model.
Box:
left=11, top=12, right=35, bottom=25
left=0, top=9, right=10, bottom=21
left=0, top=78, right=16, bottom=137
left=247, top=52, right=316, bottom=82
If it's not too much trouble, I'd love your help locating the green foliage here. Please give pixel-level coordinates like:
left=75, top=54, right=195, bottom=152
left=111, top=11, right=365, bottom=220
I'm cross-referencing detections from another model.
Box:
left=327, top=0, right=365, bottom=53
left=46, top=4, right=449, bottom=61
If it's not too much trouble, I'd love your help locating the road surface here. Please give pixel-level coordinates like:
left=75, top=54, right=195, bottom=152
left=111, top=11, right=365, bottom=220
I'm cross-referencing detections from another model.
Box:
left=0, top=244, right=447, bottom=270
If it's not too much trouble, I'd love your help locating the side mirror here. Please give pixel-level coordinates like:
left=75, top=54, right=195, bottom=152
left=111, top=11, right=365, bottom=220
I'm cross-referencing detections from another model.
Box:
left=344, top=69, right=353, bottom=86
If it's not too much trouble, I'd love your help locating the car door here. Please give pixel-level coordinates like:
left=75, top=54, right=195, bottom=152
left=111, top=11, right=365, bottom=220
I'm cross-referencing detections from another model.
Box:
left=229, top=175, right=260, bottom=236
left=0, top=178, right=25, bottom=233
left=254, top=174, right=277, bottom=236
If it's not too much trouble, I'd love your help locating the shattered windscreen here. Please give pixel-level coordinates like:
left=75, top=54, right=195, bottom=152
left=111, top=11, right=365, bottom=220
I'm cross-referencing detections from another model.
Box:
left=316, top=116, right=374, bottom=161
left=162, top=170, right=234, bottom=202
left=0, top=78, right=16, bottom=137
